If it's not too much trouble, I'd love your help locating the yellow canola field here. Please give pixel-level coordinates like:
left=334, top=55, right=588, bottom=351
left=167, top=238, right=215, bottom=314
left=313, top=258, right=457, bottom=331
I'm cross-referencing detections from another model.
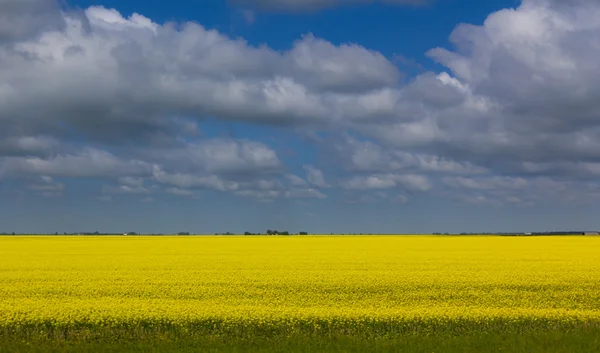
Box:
left=0, top=236, right=599, bottom=331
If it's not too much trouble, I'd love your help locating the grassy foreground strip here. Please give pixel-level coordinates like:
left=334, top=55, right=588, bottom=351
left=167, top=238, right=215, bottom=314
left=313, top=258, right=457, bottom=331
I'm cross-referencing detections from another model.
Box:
left=1, top=326, right=599, bottom=352
left=1, top=236, right=600, bottom=351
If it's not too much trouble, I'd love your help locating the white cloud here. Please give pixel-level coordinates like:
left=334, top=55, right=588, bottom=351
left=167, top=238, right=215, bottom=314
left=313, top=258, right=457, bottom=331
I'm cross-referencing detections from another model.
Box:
left=418, top=0, right=600, bottom=162
left=0, top=5, right=401, bottom=146
left=343, top=175, right=396, bottom=190
left=103, top=184, right=150, bottom=195
left=342, top=173, right=430, bottom=191
left=179, top=139, right=281, bottom=174
left=0, top=136, right=58, bottom=157
left=234, top=189, right=281, bottom=200
left=284, top=188, right=326, bottom=199
left=395, top=194, right=409, bottom=204
left=1, top=148, right=152, bottom=178
left=288, top=34, right=400, bottom=92
left=234, top=185, right=326, bottom=201
left=453, top=193, right=502, bottom=206
left=3, top=0, right=600, bottom=209
left=442, top=175, right=600, bottom=206
left=329, top=135, right=487, bottom=175
left=285, top=174, right=308, bottom=186
left=165, top=187, right=195, bottom=197
left=443, top=176, right=528, bottom=191
left=395, top=174, right=432, bottom=191
left=303, top=164, right=328, bottom=187
left=152, top=166, right=240, bottom=192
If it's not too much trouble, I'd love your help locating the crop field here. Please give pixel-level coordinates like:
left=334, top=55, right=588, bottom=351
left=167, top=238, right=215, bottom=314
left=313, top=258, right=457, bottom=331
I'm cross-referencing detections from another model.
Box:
left=0, top=236, right=599, bottom=352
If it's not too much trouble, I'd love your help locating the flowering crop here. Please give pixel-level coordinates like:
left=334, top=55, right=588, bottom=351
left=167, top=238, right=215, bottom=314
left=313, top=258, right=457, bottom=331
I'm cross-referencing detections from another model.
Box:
left=0, top=235, right=599, bottom=339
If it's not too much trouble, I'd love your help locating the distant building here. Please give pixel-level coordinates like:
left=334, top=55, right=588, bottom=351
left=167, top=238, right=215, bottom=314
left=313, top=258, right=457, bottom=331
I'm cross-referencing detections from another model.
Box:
left=584, top=231, right=599, bottom=235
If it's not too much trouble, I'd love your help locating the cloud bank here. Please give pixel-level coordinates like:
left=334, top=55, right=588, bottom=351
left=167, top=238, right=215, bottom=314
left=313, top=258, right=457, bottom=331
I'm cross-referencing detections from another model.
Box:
left=2, top=0, right=600, bottom=211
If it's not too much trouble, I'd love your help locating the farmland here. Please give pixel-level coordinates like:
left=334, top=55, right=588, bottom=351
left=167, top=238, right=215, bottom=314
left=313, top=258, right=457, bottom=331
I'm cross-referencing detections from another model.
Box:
left=0, top=235, right=599, bottom=352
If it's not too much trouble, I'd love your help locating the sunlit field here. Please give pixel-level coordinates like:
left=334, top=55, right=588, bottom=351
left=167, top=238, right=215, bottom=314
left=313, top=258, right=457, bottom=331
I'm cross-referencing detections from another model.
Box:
left=1, top=235, right=599, bottom=352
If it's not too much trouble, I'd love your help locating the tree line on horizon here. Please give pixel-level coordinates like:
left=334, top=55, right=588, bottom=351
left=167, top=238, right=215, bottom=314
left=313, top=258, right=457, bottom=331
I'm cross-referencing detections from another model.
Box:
left=1, top=231, right=598, bottom=236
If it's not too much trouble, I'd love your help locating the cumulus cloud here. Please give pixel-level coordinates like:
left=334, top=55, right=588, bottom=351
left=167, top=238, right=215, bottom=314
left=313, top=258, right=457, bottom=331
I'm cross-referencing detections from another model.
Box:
left=0, top=5, right=401, bottom=149
left=103, top=176, right=150, bottom=194
left=342, top=175, right=396, bottom=190
left=0, top=136, right=59, bottom=157
left=303, top=165, right=328, bottom=187
left=442, top=175, right=600, bottom=206
left=327, top=135, right=488, bottom=176
left=0, top=0, right=65, bottom=43
left=165, top=187, right=195, bottom=197
left=0, top=148, right=152, bottom=178
left=3, top=0, right=600, bottom=209
left=443, top=176, right=528, bottom=191
left=286, top=174, right=308, bottom=186
left=152, top=166, right=241, bottom=192
left=153, top=163, right=327, bottom=201
left=342, top=173, right=431, bottom=191
left=152, top=139, right=282, bottom=176
left=415, top=0, right=600, bottom=164
left=325, top=0, right=600, bottom=208
left=145, top=138, right=312, bottom=199
left=284, top=188, right=326, bottom=199
left=288, top=34, right=400, bottom=92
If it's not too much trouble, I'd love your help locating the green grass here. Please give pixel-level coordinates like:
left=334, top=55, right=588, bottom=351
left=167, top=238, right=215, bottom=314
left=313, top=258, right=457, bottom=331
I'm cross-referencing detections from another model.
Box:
left=1, top=325, right=599, bottom=352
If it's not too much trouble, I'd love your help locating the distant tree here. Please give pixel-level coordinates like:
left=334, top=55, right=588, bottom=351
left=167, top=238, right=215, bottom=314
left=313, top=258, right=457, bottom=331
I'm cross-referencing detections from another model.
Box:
left=280, top=231, right=289, bottom=235
left=266, top=229, right=273, bottom=235
left=299, top=232, right=308, bottom=235
left=244, top=232, right=252, bottom=235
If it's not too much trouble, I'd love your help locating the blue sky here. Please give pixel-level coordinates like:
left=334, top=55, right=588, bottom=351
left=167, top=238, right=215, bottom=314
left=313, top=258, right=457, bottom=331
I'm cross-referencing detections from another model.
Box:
left=1, top=0, right=600, bottom=234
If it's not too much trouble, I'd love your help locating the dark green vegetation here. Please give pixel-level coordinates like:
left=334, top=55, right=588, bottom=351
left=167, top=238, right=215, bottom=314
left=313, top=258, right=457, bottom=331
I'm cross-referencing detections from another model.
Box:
left=1, top=323, right=598, bottom=353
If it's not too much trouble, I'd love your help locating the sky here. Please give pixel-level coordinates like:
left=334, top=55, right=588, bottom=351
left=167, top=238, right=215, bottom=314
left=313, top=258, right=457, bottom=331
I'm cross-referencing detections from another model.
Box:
left=1, top=0, right=600, bottom=234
